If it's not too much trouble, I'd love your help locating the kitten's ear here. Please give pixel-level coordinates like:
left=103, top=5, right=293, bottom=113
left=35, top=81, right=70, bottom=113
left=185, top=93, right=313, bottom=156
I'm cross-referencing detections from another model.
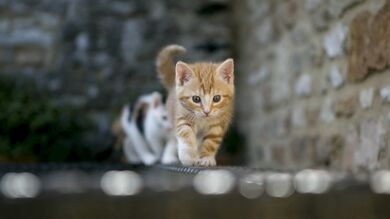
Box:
left=133, top=99, right=149, bottom=120
left=176, top=61, right=194, bottom=86
left=151, top=92, right=162, bottom=108
left=217, top=58, right=234, bottom=84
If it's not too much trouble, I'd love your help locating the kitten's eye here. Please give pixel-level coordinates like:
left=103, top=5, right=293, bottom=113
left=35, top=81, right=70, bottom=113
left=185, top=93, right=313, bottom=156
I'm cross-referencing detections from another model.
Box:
left=192, top=96, right=201, bottom=103
left=213, top=95, right=221, bottom=103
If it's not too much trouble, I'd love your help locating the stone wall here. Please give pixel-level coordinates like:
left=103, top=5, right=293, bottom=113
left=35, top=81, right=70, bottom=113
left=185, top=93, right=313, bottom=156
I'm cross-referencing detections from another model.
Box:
left=0, top=0, right=233, bottom=154
left=234, top=0, right=390, bottom=171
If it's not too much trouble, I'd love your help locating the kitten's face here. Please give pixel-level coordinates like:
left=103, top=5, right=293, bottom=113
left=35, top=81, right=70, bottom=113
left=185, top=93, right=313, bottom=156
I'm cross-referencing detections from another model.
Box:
left=148, top=93, right=172, bottom=130
left=175, top=59, right=234, bottom=118
left=153, top=105, right=171, bottom=130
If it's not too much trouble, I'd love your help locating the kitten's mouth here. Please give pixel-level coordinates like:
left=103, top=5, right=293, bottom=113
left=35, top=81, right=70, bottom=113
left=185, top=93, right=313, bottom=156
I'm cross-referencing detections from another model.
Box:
left=203, top=113, right=215, bottom=118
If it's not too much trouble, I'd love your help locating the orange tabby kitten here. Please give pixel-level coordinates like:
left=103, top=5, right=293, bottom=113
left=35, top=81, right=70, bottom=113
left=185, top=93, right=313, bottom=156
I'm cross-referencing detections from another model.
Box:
left=157, top=45, right=234, bottom=166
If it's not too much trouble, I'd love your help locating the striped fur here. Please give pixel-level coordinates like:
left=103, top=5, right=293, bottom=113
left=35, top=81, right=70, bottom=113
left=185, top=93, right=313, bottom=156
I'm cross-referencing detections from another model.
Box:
left=156, top=45, right=186, bottom=89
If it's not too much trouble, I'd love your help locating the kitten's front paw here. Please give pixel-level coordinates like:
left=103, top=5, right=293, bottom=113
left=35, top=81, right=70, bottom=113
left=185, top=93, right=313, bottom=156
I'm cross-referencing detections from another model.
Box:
left=179, top=155, right=198, bottom=166
left=143, top=154, right=158, bottom=166
left=161, top=154, right=179, bottom=164
left=195, top=156, right=216, bottom=167
left=178, top=148, right=199, bottom=166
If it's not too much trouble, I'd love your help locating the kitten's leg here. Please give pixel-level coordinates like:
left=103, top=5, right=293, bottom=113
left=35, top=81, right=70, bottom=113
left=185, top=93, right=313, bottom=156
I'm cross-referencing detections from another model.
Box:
left=121, top=105, right=157, bottom=165
left=128, top=123, right=158, bottom=165
left=161, top=137, right=178, bottom=164
left=145, top=132, right=163, bottom=158
left=123, top=137, right=141, bottom=164
left=124, top=121, right=157, bottom=165
left=196, top=125, right=224, bottom=167
left=176, top=124, right=198, bottom=166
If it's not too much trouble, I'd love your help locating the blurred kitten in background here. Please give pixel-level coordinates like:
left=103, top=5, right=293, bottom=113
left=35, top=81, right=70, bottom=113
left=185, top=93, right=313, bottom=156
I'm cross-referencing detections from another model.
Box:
left=112, top=92, right=173, bottom=165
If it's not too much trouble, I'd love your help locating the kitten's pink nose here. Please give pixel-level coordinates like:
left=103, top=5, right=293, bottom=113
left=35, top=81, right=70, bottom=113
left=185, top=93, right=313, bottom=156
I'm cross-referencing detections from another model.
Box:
left=203, top=107, right=210, bottom=116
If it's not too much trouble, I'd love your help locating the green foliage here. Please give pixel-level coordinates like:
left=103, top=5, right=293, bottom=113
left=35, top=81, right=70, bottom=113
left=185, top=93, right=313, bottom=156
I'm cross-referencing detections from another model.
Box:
left=0, top=76, right=92, bottom=162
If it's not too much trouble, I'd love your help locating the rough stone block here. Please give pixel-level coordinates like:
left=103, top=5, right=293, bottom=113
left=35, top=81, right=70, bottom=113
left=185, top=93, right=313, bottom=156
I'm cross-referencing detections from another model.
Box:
left=290, top=136, right=317, bottom=167
left=263, top=110, right=290, bottom=137
left=354, top=118, right=386, bottom=170
left=327, top=0, right=364, bottom=18
left=75, top=32, right=89, bottom=52
left=359, top=88, right=375, bottom=109
left=320, top=97, right=335, bottom=122
left=328, top=64, right=344, bottom=89
left=348, top=2, right=390, bottom=81
left=274, top=0, right=298, bottom=30
left=323, top=23, right=348, bottom=58
left=380, top=86, right=390, bottom=103
left=291, top=21, right=312, bottom=45
left=292, top=105, right=306, bottom=128
left=289, top=42, right=322, bottom=75
left=256, top=18, right=275, bottom=45
left=309, top=42, right=325, bottom=67
left=306, top=0, right=330, bottom=31
left=316, top=134, right=345, bottom=167
left=295, top=73, right=312, bottom=97
left=275, top=109, right=290, bottom=136
left=306, top=105, right=320, bottom=126
left=332, top=94, right=358, bottom=118
left=271, top=42, right=292, bottom=105
left=342, top=125, right=359, bottom=170
left=311, top=8, right=330, bottom=31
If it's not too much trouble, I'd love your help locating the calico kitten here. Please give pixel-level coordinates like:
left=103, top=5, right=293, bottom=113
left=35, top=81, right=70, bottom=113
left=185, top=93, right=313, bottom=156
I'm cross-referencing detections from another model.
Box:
left=157, top=45, right=234, bottom=166
left=113, top=92, right=171, bottom=165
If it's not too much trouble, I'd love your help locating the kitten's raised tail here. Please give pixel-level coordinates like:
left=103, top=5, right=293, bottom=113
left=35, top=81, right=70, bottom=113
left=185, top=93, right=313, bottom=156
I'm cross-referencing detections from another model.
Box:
left=156, top=44, right=186, bottom=89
